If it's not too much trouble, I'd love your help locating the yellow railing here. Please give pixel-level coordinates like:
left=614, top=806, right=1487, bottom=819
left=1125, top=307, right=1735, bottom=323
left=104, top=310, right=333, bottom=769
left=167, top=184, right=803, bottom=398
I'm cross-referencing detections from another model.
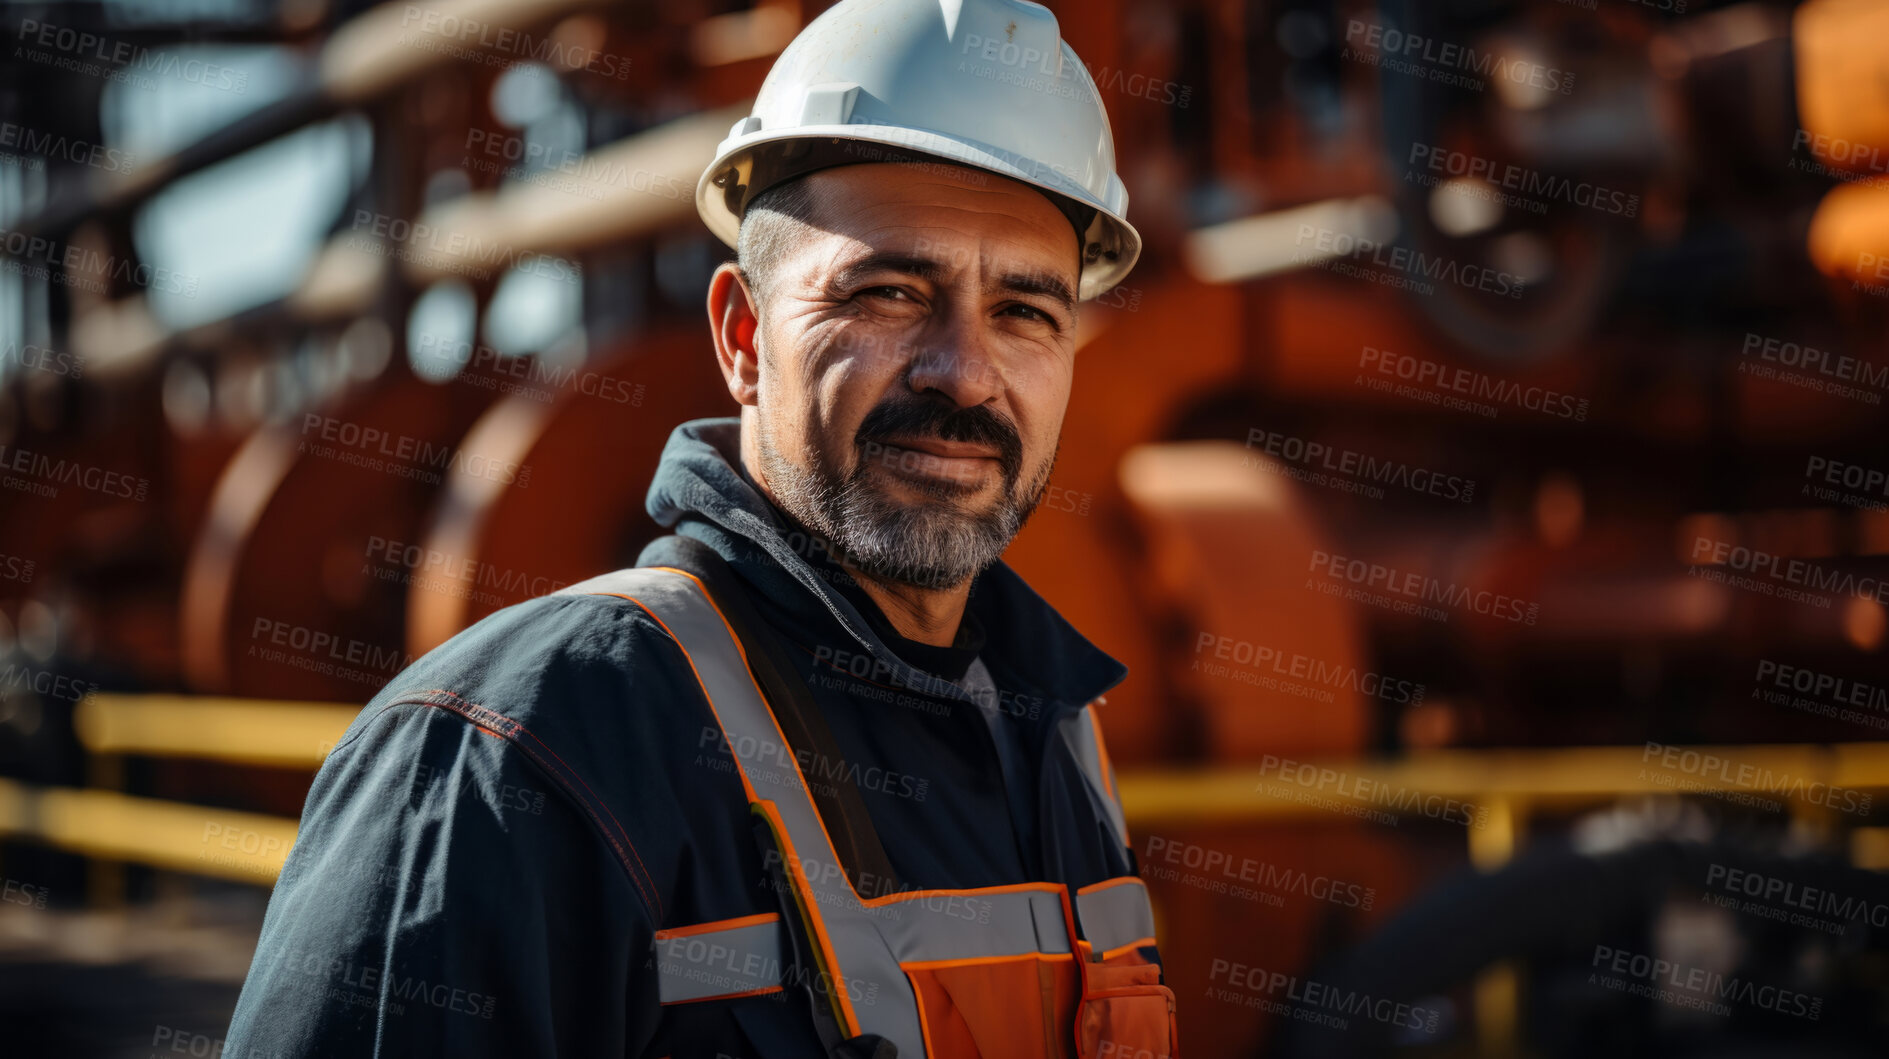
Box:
left=0, top=695, right=359, bottom=891
left=7, top=695, right=1888, bottom=1055
left=0, top=778, right=300, bottom=884
left=75, top=693, right=360, bottom=769
left=4, top=695, right=1886, bottom=886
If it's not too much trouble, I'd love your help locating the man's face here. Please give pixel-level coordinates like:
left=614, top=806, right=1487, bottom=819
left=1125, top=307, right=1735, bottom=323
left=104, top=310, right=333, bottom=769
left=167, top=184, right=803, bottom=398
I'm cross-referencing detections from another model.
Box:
left=742, top=163, right=1081, bottom=590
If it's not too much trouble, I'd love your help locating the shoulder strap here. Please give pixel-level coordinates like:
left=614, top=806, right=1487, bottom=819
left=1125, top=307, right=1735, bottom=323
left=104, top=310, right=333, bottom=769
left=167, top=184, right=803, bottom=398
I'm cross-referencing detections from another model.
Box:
left=556, top=559, right=932, bottom=1050
left=628, top=536, right=904, bottom=899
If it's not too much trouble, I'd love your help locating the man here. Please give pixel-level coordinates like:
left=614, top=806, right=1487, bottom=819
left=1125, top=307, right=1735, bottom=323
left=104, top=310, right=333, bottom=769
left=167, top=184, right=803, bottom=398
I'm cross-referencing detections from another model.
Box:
left=226, top=0, right=1175, bottom=1055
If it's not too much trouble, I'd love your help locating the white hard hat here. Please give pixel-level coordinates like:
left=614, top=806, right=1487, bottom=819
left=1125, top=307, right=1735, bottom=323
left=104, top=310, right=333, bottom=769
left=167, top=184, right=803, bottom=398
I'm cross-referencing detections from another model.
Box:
left=696, top=0, right=1141, bottom=300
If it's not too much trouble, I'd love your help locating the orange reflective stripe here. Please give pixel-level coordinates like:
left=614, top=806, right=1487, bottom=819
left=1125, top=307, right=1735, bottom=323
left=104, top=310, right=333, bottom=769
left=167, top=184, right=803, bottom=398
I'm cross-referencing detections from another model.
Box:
left=587, top=588, right=761, bottom=805
left=1097, top=938, right=1158, bottom=962
left=754, top=798, right=863, bottom=1036
left=653, top=911, right=781, bottom=941
left=908, top=969, right=937, bottom=1056
left=900, top=951, right=1079, bottom=972
left=650, top=567, right=864, bottom=900
left=863, top=879, right=1065, bottom=909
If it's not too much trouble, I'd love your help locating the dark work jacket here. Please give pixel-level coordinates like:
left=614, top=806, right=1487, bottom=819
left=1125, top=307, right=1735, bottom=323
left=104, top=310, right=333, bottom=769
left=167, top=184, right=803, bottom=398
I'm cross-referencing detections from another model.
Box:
left=223, top=417, right=1135, bottom=1058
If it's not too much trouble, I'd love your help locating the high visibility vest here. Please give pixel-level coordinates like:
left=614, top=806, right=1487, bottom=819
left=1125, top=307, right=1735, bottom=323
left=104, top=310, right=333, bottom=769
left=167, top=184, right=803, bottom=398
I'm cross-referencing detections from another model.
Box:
left=564, top=565, right=1178, bottom=1058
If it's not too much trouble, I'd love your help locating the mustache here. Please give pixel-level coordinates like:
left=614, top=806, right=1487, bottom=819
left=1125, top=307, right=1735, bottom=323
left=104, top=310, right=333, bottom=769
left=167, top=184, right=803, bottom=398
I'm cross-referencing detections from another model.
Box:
left=855, top=395, right=1024, bottom=483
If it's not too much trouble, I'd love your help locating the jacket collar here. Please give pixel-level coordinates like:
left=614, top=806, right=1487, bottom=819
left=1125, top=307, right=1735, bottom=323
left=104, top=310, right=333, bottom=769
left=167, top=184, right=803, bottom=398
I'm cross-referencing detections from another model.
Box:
left=641, top=417, right=1128, bottom=713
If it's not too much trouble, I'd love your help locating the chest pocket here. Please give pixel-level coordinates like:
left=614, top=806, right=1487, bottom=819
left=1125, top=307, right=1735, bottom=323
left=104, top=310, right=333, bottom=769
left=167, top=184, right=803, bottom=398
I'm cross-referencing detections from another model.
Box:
left=654, top=875, right=1174, bottom=1059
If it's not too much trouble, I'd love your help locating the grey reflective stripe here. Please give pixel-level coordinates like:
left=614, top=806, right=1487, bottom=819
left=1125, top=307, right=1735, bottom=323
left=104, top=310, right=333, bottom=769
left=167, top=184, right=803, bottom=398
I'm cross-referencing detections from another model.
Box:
left=1060, top=706, right=1129, bottom=847
left=874, top=885, right=1071, bottom=962
left=653, top=917, right=789, bottom=1004
left=1076, top=879, right=1158, bottom=957
left=562, top=568, right=930, bottom=1055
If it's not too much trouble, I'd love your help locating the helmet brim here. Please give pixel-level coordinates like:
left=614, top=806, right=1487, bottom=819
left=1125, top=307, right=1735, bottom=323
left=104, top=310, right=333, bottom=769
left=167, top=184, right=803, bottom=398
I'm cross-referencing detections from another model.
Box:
left=697, top=124, right=1142, bottom=301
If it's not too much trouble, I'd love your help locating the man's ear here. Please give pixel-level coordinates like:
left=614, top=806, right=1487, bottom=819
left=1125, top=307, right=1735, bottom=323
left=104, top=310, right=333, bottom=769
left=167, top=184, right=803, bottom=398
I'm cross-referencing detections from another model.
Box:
left=706, top=262, right=762, bottom=407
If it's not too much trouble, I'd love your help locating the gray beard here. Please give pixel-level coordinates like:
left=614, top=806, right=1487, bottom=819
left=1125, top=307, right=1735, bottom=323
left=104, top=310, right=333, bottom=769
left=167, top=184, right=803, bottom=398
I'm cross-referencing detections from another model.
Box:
left=755, top=421, right=1051, bottom=591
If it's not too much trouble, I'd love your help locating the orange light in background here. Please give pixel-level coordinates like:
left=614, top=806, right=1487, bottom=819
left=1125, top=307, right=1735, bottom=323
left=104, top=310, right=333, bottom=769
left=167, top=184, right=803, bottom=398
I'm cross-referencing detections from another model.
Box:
left=1400, top=700, right=1459, bottom=751
left=1843, top=598, right=1886, bottom=651
left=550, top=14, right=608, bottom=72
left=1534, top=472, right=1584, bottom=549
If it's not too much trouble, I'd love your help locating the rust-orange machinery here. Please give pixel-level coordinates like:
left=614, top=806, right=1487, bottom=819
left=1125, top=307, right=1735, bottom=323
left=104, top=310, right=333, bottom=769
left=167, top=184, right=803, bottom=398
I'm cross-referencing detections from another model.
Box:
left=5, top=1, right=1889, bottom=1055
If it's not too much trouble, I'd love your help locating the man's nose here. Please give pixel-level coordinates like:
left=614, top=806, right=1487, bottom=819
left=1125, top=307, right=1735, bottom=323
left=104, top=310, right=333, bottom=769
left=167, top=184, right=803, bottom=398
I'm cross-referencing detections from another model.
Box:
left=905, top=315, right=1004, bottom=408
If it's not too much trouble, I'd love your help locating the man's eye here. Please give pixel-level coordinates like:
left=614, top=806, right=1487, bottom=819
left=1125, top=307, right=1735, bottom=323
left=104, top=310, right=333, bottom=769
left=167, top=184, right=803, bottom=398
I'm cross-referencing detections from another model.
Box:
left=1002, top=303, right=1053, bottom=324
left=860, top=286, right=910, bottom=301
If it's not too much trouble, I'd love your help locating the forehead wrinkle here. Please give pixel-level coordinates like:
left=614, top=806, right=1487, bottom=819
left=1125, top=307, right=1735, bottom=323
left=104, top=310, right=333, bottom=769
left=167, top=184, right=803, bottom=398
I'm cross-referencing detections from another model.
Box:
left=804, top=219, right=1077, bottom=297
left=800, top=173, right=1078, bottom=255
left=821, top=200, right=1065, bottom=245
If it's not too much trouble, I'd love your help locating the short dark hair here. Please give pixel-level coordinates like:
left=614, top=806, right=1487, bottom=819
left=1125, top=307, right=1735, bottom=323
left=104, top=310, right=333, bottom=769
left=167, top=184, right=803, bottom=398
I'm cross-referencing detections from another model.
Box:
left=735, top=177, right=824, bottom=313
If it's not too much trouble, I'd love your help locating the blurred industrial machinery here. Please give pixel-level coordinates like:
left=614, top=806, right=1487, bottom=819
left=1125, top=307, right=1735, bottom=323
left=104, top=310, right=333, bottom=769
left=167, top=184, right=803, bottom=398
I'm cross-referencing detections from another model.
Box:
left=4, top=0, right=1889, bottom=1055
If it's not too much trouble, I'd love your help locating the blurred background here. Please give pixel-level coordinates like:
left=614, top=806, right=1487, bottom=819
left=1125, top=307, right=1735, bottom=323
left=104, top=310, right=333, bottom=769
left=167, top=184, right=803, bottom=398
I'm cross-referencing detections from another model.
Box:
left=4, top=0, right=1889, bottom=1054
